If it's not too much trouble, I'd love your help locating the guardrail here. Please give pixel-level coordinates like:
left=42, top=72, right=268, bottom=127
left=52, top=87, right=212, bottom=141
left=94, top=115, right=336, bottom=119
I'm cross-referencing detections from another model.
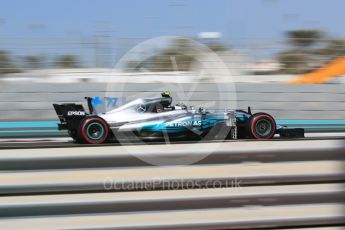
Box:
left=0, top=141, right=344, bottom=229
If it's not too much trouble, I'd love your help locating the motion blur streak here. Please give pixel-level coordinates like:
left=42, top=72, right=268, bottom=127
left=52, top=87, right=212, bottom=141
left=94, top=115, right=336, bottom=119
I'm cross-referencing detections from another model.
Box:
left=0, top=140, right=344, bottom=229
left=1, top=0, right=345, bottom=229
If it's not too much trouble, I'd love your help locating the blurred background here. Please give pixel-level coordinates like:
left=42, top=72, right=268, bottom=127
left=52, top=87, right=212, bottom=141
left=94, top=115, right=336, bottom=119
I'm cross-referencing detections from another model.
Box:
left=0, top=0, right=345, bottom=135
left=2, top=2, right=345, bottom=229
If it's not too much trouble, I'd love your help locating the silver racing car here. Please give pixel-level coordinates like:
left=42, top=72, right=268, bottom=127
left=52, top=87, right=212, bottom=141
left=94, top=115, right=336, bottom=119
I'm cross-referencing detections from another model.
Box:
left=53, top=92, right=304, bottom=144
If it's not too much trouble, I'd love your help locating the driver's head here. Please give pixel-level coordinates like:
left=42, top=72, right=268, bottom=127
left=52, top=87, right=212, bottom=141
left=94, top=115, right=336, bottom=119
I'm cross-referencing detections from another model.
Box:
left=161, top=91, right=171, bottom=98
left=161, top=91, right=172, bottom=107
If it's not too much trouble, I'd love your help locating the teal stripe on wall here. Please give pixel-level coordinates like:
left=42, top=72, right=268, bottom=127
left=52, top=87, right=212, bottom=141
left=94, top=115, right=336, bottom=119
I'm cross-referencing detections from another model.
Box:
left=0, top=121, right=58, bottom=128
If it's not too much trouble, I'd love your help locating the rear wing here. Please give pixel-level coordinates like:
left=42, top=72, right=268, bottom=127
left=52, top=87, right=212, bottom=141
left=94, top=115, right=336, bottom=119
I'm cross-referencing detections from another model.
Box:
left=53, top=97, right=95, bottom=121
left=53, top=96, right=118, bottom=122
left=85, top=97, right=95, bottom=114
left=53, top=103, right=86, bottom=122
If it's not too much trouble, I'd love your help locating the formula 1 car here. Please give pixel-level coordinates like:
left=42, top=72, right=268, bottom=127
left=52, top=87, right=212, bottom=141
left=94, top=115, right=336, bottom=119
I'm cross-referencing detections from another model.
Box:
left=53, top=92, right=304, bottom=144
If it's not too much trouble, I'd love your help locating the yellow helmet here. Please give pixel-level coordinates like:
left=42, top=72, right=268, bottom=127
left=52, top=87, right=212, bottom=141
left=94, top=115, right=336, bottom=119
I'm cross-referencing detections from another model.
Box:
left=161, top=91, right=171, bottom=97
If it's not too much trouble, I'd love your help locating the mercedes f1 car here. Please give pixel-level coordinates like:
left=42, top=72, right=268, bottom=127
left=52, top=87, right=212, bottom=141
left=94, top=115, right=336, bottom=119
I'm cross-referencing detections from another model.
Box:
left=53, top=92, right=304, bottom=144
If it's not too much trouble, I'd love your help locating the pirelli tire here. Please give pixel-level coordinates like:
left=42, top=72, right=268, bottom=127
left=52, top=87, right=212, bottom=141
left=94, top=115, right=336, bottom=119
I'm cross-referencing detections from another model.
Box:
left=248, top=112, right=276, bottom=139
left=78, top=116, right=109, bottom=144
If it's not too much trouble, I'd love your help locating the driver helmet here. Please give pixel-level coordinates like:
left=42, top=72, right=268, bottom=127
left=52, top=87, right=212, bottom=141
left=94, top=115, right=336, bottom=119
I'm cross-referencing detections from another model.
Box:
left=161, top=91, right=171, bottom=98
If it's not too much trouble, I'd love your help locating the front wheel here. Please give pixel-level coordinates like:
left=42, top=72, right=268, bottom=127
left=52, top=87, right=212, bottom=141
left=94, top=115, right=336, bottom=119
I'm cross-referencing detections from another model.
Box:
left=78, top=117, right=109, bottom=144
left=248, top=113, right=276, bottom=139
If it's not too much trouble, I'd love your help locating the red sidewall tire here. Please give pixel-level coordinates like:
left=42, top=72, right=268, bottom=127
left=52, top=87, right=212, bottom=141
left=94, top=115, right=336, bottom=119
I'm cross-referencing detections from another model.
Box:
left=80, top=117, right=109, bottom=144
left=249, top=113, right=276, bottom=139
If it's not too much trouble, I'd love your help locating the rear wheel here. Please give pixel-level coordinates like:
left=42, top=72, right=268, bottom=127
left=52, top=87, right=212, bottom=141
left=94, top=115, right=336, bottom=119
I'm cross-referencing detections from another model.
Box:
left=78, top=117, right=109, bottom=144
left=248, top=113, right=276, bottom=139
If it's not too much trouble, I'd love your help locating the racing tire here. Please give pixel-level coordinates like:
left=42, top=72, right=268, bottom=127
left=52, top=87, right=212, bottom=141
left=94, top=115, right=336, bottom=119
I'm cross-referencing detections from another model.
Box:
left=78, top=117, right=109, bottom=144
left=248, top=113, right=276, bottom=139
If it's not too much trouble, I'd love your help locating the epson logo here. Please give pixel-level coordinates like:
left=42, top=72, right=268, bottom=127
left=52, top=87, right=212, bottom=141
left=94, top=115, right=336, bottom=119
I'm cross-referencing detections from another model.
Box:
left=67, top=111, right=85, bottom=116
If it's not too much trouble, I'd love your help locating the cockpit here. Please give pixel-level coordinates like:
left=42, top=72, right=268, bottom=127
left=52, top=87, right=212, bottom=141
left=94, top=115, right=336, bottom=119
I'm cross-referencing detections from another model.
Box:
left=107, top=91, right=178, bottom=114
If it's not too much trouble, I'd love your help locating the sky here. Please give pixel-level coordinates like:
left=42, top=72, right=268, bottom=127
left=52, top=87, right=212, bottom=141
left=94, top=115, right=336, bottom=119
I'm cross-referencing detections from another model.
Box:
left=0, top=0, right=344, bottom=65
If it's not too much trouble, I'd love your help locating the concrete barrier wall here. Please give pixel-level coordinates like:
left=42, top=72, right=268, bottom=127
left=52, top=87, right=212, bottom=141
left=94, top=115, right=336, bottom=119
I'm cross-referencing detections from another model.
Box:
left=1, top=82, right=345, bottom=121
